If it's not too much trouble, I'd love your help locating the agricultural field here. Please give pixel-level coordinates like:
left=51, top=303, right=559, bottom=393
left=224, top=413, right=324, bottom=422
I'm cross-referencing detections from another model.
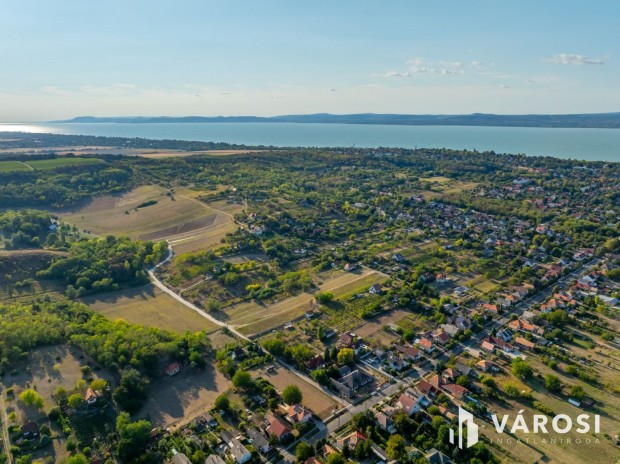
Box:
left=231, top=268, right=387, bottom=337
left=0, top=345, right=114, bottom=463
left=137, top=363, right=231, bottom=429
left=81, top=284, right=221, bottom=335
left=60, top=185, right=241, bottom=252
left=253, top=365, right=340, bottom=420
left=0, top=157, right=102, bottom=172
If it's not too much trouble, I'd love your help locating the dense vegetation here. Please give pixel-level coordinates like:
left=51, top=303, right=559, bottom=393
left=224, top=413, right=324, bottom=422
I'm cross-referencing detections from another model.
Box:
left=37, top=235, right=168, bottom=296
left=0, top=210, right=80, bottom=248
left=0, top=299, right=210, bottom=376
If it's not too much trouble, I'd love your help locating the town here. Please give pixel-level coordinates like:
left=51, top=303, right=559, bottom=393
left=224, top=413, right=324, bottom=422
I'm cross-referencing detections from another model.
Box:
left=0, top=134, right=618, bottom=464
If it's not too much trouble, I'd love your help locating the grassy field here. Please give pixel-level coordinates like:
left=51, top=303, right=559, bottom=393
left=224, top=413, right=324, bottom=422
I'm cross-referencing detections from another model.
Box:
left=232, top=268, right=387, bottom=337
left=254, top=365, right=340, bottom=419
left=60, top=185, right=239, bottom=251
left=137, top=362, right=231, bottom=428
left=0, top=345, right=114, bottom=463
left=0, top=160, right=30, bottom=172
left=26, top=157, right=103, bottom=169
left=81, top=284, right=221, bottom=334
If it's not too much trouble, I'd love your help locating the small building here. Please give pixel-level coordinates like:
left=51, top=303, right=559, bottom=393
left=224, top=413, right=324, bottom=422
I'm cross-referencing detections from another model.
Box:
left=337, top=431, right=366, bottom=451
left=426, top=448, right=453, bottom=464
left=246, top=428, right=271, bottom=454
left=419, top=337, right=435, bottom=353
left=228, top=437, right=252, bottom=464
left=205, top=455, right=226, bottom=464
left=21, top=422, right=39, bottom=439
left=287, top=404, right=313, bottom=424
left=85, top=388, right=100, bottom=405
left=374, top=411, right=397, bottom=433
left=369, top=283, right=383, bottom=295
left=171, top=449, right=192, bottom=464
left=203, top=412, right=219, bottom=429
left=165, top=362, right=181, bottom=376
left=266, top=414, right=293, bottom=442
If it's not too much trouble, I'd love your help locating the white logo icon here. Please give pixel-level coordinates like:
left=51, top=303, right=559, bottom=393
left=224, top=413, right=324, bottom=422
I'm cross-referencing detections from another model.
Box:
left=449, top=407, right=479, bottom=449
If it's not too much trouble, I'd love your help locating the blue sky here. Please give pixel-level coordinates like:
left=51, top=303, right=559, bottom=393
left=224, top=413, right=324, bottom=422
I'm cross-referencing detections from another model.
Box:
left=1, top=0, right=618, bottom=121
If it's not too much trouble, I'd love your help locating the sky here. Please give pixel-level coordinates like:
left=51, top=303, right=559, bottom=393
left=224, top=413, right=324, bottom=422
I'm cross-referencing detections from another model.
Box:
left=1, top=0, right=619, bottom=121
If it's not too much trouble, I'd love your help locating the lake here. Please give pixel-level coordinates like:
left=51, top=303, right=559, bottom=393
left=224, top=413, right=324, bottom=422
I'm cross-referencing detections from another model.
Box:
left=1, top=122, right=619, bottom=162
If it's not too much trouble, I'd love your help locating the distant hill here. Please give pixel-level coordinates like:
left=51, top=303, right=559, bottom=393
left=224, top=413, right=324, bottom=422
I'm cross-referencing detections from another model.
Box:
left=54, top=112, right=620, bottom=128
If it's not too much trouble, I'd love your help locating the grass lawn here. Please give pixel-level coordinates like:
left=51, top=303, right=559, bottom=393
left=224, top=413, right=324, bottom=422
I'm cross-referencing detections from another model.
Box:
left=0, top=160, right=30, bottom=172
left=81, top=284, right=221, bottom=334
left=26, top=157, right=103, bottom=169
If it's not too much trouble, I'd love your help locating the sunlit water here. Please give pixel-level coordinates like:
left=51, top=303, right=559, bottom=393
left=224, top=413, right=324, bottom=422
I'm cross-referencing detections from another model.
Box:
left=0, top=122, right=619, bottom=162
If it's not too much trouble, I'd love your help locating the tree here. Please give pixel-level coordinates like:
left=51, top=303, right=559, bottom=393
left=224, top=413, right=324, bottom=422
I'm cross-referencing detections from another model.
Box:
left=326, top=453, right=347, bottom=464
left=89, top=378, right=107, bottom=391
left=545, top=374, right=562, bottom=392
left=480, top=376, right=497, bottom=389
left=282, top=385, right=302, bottom=405
left=113, top=368, right=149, bottom=413
left=311, top=368, right=330, bottom=385
left=570, top=385, right=585, bottom=400
left=337, top=348, right=355, bottom=365
left=316, top=292, right=334, bottom=304
left=386, top=434, right=406, bottom=460
left=67, top=455, right=88, bottom=464
left=68, top=393, right=84, bottom=409
left=296, top=442, right=314, bottom=463
left=511, top=358, right=533, bottom=380
left=232, top=370, right=253, bottom=390
left=214, top=394, right=230, bottom=411
left=19, top=389, right=44, bottom=409
left=116, top=412, right=152, bottom=462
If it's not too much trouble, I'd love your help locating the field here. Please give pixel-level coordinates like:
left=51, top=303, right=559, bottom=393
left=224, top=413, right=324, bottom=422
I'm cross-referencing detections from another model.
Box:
left=137, top=363, right=231, bottom=428
left=60, top=185, right=241, bottom=252
left=230, top=268, right=388, bottom=337
left=0, top=160, right=30, bottom=172
left=0, top=157, right=102, bottom=171
left=0, top=345, right=114, bottom=463
left=254, top=365, right=340, bottom=419
left=81, top=284, right=221, bottom=335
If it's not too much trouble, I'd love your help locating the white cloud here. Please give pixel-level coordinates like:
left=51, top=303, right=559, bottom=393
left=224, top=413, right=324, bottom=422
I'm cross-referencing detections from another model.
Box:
left=440, top=61, right=463, bottom=68
left=546, top=53, right=605, bottom=65
left=327, top=88, right=336, bottom=92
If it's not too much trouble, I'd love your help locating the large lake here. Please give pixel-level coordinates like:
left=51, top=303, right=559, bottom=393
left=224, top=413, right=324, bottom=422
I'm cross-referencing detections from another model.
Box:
left=1, top=122, right=619, bottom=162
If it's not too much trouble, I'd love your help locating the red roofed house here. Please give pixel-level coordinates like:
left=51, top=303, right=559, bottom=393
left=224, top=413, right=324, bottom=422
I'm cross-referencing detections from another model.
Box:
left=85, top=388, right=100, bottom=405
left=442, top=383, right=469, bottom=400
left=419, top=337, right=435, bottom=353
left=397, top=393, right=424, bottom=415
left=337, top=431, right=366, bottom=451
left=433, top=331, right=450, bottom=345
left=286, top=404, right=313, bottom=424
left=514, top=337, right=535, bottom=350
left=165, top=362, right=181, bottom=376
left=266, top=414, right=293, bottom=442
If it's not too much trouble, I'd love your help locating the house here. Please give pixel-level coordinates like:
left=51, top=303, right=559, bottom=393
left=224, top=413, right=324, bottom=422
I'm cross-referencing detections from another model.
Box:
left=246, top=428, right=271, bottom=454
left=374, top=411, right=397, bottom=433
left=392, top=253, right=405, bottom=263
left=441, top=367, right=459, bottom=382
left=305, top=354, right=325, bottom=371
left=442, top=383, right=469, bottom=400
left=165, top=362, right=181, bottom=376
left=426, top=448, right=453, bottom=464
left=599, top=295, right=618, bottom=307
left=84, top=388, right=100, bottom=405
left=228, top=437, right=252, bottom=464
left=417, top=379, right=440, bottom=397
left=369, top=283, right=383, bottom=295
left=453, top=286, right=469, bottom=297
left=481, top=340, right=496, bottom=352
left=514, top=337, right=535, bottom=350
left=21, top=422, right=39, bottom=439
left=337, top=332, right=364, bottom=355
left=482, top=303, right=499, bottom=313
left=337, top=431, right=366, bottom=451
left=394, top=344, right=421, bottom=362
left=476, top=360, right=499, bottom=372
left=397, top=392, right=425, bottom=415
left=331, top=370, right=373, bottom=398
left=287, top=404, right=313, bottom=424
left=266, top=414, right=293, bottom=442
left=441, top=323, right=460, bottom=337
left=203, top=413, right=219, bottom=429
left=386, top=353, right=409, bottom=371
left=344, top=262, right=358, bottom=272
left=419, top=337, right=435, bottom=353
left=305, top=458, right=322, bottom=464
left=205, top=456, right=226, bottom=464
left=508, top=319, right=545, bottom=336
left=433, top=331, right=450, bottom=345
left=171, top=450, right=192, bottom=464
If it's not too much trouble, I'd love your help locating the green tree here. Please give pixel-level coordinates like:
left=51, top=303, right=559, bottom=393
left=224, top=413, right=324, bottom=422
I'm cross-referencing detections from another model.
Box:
left=545, top=374, right=562, bottom=392
left=282, top=385, right=303, bottom=405
left=570, top=385, right=585, bottom=400
left=116, top=412, right=152, bottom=462
left=89, top=378, right=107, bottom=391
left=326, top=453, right=347, bottom=464
left=296, top=442, right=314, bottom=463
left=511, top=358, right=533, bottom=380
left=214, top=394, right=230, bottom=411
left=337, top=348, right=355, bottom=365
left=386, top=434, right=407, bottom=460
left=67, top=455, right=88, bottom=464
left=113, top=368, right=149, bottom=413
left=232, top=370, right=253, bottom=390
left=67, top=393, right=84, bottom=409
left=19, top=389, right=44, bottom=409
